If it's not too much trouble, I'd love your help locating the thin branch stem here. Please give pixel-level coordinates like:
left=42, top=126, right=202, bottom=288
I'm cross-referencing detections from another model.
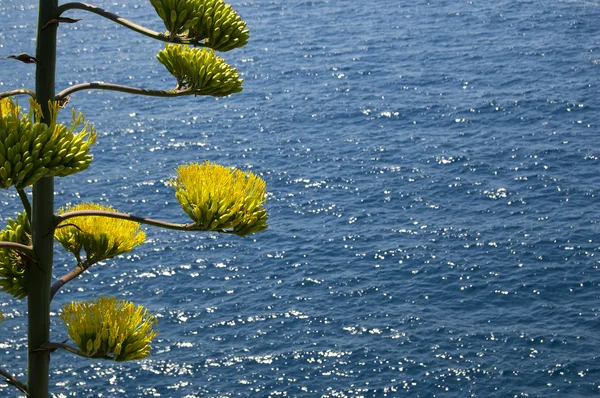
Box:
left=40, top=342, right=87, bottom=358
left=0, top=242, right=35, bottom=258
left=0, top=366, right=29, bottom=397
left=17, top=189, right=32, bottom=221
left=51, top=208, right=239, bottom=300
left=50, top=262, right=87, bottom=301
left=40, top=342, right=113, bottom=360
left=0, top=89, right=36, bottom=100
left=55, top=2, right=205, bottom=46
left=56, top=209, right=214, bottom=232
left=55, top=82, right=198, bottom=102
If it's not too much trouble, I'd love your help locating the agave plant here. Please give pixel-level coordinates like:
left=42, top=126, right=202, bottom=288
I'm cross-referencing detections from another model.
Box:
left=0, top=0, right=266, bottom=396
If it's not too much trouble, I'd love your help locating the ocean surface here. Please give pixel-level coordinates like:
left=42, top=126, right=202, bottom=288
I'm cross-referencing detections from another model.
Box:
left=1, top=0, right=600, bottom=396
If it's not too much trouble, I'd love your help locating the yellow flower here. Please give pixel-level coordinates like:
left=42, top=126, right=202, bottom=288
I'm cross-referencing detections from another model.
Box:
left=60, top=296, right=158, bottom=361
left=0, top=97, right=21, bottom=117
left=170, top=161, right=268, bottom=236
left=55, top=203, right=145, bottom=266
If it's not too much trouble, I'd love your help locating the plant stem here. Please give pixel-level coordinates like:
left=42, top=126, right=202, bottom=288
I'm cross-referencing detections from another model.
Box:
left=55, top=2, right=206, bottom=46
left=0, top=89, right=37, bottom=100
left=17, top=189, right=32, bottom=221
left=28, top=0, right=57, bottom=396
left=50, top=263, right=86, bottom=301
left=0, top=242, right=35, bottom=258
left=55, top=82, right=195, bottom=102
left=40, top=342, right=88, bottom=358
left=55, top=209, right=235, bottom=233
left=51, top=206, right=236, bottom=299
left=0, top=366, right=29, bottom=397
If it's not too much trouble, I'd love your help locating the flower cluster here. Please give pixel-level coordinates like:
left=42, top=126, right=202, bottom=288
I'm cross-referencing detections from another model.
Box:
left=60, top=296, right=158, bottom=361
left=157, top=44, right=243, bottom=96
left=55, top=203, right=145, bottom=266
left=150, top=0, right=249, bottom=51
left=170, top=161, right=268, bottom=236
left=0, top=97, right=20, bottom=116
left=0, top=211, right=31, bottom=299
left=0, top=98, right=96, bottom=189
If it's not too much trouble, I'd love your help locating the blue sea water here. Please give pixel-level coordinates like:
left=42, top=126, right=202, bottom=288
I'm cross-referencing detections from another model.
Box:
left=1, top=0, right=600, bottom=396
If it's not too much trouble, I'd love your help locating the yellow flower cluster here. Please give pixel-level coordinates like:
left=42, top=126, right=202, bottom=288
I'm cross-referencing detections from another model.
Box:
left=55, top=203, right=145, bottom=266
left=60, top=296, right=158, bottom=361
left=170, top=161, right=268, bottom=236
left=0, top=98, right=20, bottom=116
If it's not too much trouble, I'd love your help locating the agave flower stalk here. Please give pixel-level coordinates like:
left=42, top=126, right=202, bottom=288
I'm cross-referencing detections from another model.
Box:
left=0, top=89, right=36, bottom=101
left=55, top=81, right=210, bottom=102
left=0, top=241, right=34, bottom=257
left=55, top=47, right=244, bottom=100
left=54, top=2, right=206, bottom=46
left=0, top=366, right=28, bottom=396
left=27, top=0, right=59, bottom=395
left=0, top=0, right=258, bottom=395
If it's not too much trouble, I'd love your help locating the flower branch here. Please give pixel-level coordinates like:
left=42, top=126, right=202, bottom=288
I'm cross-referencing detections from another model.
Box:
left=54, top=209, right=234, bottom=234
left=55, top=82, right=197, bottom=102
left=39, top=342, right=106, bottom=359
left=54, top=2, right=205, bottom=46
left=0, top=366, right=29, bottom=397
left=0, top=89, right=36, bottom=100
left=0, top=242, right=35, bottom=259
left=50, top=260, right=91, bottom=301
left=16, top=189, right=32, bottom=222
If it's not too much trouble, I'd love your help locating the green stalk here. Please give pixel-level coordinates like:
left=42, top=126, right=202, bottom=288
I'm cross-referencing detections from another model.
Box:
left=55, top=82, right=195, bottom=102
left=54, top=2, right=206, bottom=46
left=0, top=89, right=37, bottom=100
left=28, top=0, right=58, bottom=396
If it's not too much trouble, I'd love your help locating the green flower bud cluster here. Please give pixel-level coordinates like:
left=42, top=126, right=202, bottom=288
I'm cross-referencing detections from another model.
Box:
left=60, top=296, right=158, bottom=361
left=187, top=0, right=249, bottom=52
left=150, top=0, right=201, bottom=37
left=150, top=0, right=249, bottom=52
left=0, top=211, right=31, bottom=299
left=170, top=161, right=268, bottom=236
left=0, top=99, right=96, bottom=189
left=157, top=44, right=243, bottom=96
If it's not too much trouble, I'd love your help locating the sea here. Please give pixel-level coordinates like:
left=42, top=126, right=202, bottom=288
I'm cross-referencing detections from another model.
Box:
left=0, top=0, right=599, bottom=396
